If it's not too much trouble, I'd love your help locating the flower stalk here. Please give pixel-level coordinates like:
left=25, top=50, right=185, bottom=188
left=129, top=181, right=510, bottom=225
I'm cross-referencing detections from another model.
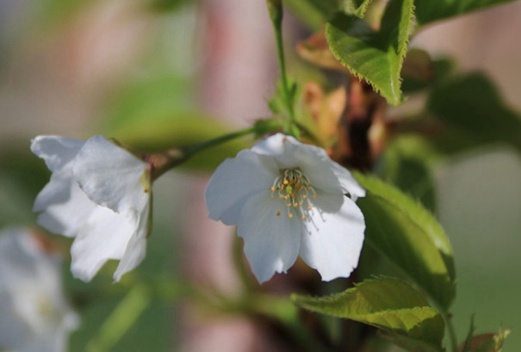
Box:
left=148, top=127, right=257, bottom=181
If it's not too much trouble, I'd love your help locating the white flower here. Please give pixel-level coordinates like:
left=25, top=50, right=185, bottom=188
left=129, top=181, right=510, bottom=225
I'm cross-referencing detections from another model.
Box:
left=31, top=135, right=150, bottom=282
left=0, top=227, right=79, bottom=352
left=205, top=133, right=366, bottom=283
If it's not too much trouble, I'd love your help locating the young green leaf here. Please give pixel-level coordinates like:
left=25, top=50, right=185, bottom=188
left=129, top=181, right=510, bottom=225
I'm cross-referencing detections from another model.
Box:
left=415, top=0, right=519, bottom=27
left=427, top=73, right=521, bottom=152
left=326, top=0, right=414, bottom=105
left=292, top=277, right=445, bottom=348
left=353, top=172, right=456, bottom=310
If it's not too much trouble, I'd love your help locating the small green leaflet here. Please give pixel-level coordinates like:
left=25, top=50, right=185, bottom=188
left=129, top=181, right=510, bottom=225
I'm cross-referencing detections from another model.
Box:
left=292, top=277, right=445, bottom=348
left=326, top=0, right=414, bottom=105
left=354, top=172, right=456, bottom=310
left=344, top=0, right=374, bottom=17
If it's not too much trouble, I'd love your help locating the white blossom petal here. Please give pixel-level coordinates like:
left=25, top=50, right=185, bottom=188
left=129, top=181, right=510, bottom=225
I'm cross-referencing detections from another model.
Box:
left=299, top=196, right=365, bottom=281
left=72, top=135, right=148, bottom=213
left=205, top=150, right=278, bottom=225
left=70, top=207, right=138, bottom=282
left=30, top=136, right=84, bottom=172
left=33, top=171, right=72, bottom=213
left=113, top=206, right=149, bottom=282
left=236, top=191, right=301, bottom=283
left=36, top=183, right=97, bottom=238
left=330, top=162, right=366, bottom=200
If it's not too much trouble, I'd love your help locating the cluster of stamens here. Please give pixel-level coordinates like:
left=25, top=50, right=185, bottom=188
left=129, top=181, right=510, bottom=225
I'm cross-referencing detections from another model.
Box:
left=271, top=168, right=317, bottom=220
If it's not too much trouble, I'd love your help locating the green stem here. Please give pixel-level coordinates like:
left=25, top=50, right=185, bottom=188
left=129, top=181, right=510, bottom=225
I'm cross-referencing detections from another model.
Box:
left=267, top=0, right=295, bottom=126
left=443, top=311, right=459, bottom=352
left=150, top=127, right=255, bottom=180
left=181, top=127, right=255, bottom=156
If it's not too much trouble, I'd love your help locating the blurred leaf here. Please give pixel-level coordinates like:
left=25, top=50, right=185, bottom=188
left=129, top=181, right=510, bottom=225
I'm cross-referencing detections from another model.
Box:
left=100, top=72, right=249, bottom=172
left=101, top=73, right=195, bottom=132
left=285, top=0, right=341, bottom=29
left=380, top=136, right=441, bottom=212
left=401, top=53, right=455, bottom=94
left=401, top=48, right=435, bottom=93
left=326, top=0, right=414, bottom=105
left=383, top=154, right=437, bottom=212
left=354, top=172, right=456, bottom=310
left=415, top=0, right=519, bottom=26
left=427, top=73, right=521, bottom=152
left=292, top=277, right=445, bottom=348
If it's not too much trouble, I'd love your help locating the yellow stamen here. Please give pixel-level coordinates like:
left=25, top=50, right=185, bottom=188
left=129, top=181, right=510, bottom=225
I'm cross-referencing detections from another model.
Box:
left=270, top=168, right=318, bottom=221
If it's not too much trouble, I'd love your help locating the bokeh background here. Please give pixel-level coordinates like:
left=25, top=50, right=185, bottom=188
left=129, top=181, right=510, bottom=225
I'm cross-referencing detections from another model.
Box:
left=0, top=0, right=520, bottom=350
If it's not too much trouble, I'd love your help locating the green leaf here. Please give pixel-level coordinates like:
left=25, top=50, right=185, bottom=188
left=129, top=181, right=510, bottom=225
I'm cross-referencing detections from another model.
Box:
left=292, top=277, right=445, bottom=348
left=353, top=172, right=456, bottom=310
left=427, top=73, right=521, bottom=152
left=326, top=0, right=414, bottom=105
left=415, top=0, right=519, bottom=27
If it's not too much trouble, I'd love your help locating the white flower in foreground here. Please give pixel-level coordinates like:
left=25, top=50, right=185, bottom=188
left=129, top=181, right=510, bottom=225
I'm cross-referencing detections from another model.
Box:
left=205, top=133, right=366, bottom=283
left=32, top=135, right=150, bottom=282
left=0, top=227, right=79, bottom=352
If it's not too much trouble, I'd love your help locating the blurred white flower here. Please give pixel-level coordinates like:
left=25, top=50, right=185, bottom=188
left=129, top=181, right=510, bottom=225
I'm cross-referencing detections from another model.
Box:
left=205, top=133, right=366, bottom=283
left=0, top=227, right=79, bottom=352
left=32, top=135, right=150, bottom=282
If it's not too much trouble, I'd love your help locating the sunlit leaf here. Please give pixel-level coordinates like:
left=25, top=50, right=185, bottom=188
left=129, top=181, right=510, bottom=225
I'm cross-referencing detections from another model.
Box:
left=415, top=0, right=519, bottom=26
left=292, top=277, right=445, bottom=347
left=326, top=0, right=414, bottom=105
left=354, top=172, right=456, bottom=309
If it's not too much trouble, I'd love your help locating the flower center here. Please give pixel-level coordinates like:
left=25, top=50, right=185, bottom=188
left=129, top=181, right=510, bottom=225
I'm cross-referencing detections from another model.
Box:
left=271, top=168, right=317, bottom=220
